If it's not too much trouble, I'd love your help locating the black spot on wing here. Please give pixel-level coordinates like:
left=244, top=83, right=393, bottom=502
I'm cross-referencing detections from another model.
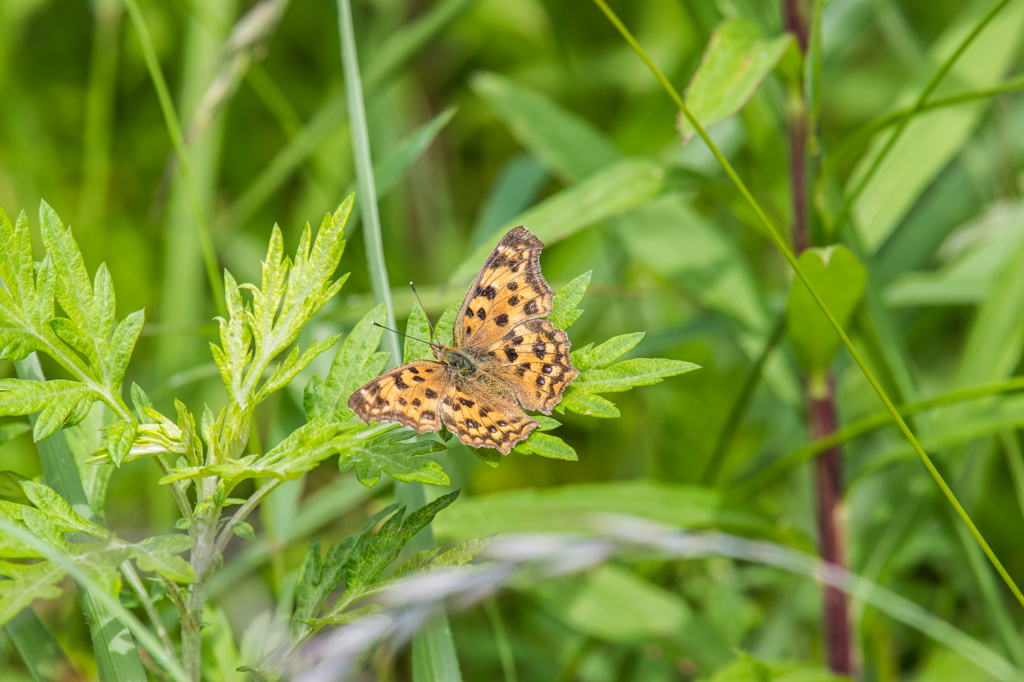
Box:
left=495, top=313, right=509, bottom=327
left=524, top=300, right=539, bottom=315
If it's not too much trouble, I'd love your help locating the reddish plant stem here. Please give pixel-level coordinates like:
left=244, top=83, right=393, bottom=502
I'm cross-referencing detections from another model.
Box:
left=809, top=377, right=854, bottom=675
left=784, top=0, right=855, bottom=674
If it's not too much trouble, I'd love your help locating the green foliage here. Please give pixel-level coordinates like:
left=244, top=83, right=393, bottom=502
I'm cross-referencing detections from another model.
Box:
left=676, top=20, right=793, bottom=143
left=785, top=246, right=866, bottom=376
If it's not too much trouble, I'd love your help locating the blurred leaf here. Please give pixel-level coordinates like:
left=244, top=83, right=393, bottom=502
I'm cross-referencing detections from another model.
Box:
left=785, top=246, right=866, bottom=374
left=514, top=432, right=577, bottom=461
left=450, top=158, right=667, bottom=284
left=705, top=656, right=848, bottom=682
left=373, top=106, right=458, bottom=200
left=548, top=271, right=592, bottom=330
left=676, top=20, right=793, bottom=143
left=405, top=301, right=435, bottom=363
left=102, top=419, right=137, bottom=467
left=851, top=1, right=1024, bottom=252
left=472, top=154, right=548, bottom=248
left=130, top=534, right=196, bottom=583
left=0, top=379, right=96, bottom=442
left=0, top=561, right=66, bottom=626
left=0, top=421, right=29, bottom=443
left=532, top=564, right=731, bottom=670
left=306, top=302, right=388, bottom=421
left=433, top=481, right=807, bottom=547
left=338, top=425, right=449, bottom=488
left=471, top=71, right=622, bottom=182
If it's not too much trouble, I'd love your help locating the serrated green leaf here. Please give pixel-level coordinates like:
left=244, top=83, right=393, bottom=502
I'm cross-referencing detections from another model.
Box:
left=344, top=490, right=460, bottom=596
left=430, top=536, right=492, bottom=568
left=405, top=301, right=435, bottom=363
left=0, top=560, right=65, bottom=627
left=549, top=271, right=592, bottom=330
left=103, top=419, right=137, bottom=468
left=571, top=332, right=645, bottom=371
left=785, top=246, right=867, bottom=375
left=174, top=400, right=203, bottom=467
left=292, top=535, right=358, bottom=639
left=20, top=481, right=107, bottom=539
left=107, top=310, right=145, bottom=390
left=393, top=546, right=443, bottom=579
left=560, top=391, right=620, bottom=418
left=338, top=426, right=449, bottom=488
left=515, top=432, right=577, bottom=460
left=676, top=20, right=793, bottom=143
left=0, top=379, right=98, bottom=441
left=470, top=446, right=502, bottom=468
left=570, top=358, right=700, bottom=395
left=130, top=534, right=196, bottom=584
left=310, top=302, right=388, bottom=421
left=233, top=522, right=255, bottom=540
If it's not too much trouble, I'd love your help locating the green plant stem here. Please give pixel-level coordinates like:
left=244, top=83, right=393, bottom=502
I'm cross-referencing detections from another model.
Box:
left=484, top=599, right=517, bottom=682
left=825, top=0, right=1012, bottom=238
left=337, top=0, right=400, bottom=365
left=121, top=0, right=226, bottom=317
left=122, top=560, right=176, bottom=657
left=590, top=0, right=1024, bottom=610
left=738, top=375, right=1024, bottom=493
left=819, top=73, right=1024, bottom=190
left=702, top=314, right=785, bottom=485
left=214, top=478, right=282, bottom=556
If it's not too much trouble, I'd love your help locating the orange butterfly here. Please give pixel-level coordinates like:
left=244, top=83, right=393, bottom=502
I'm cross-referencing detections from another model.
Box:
left=348, top=227, right=578, bottom=454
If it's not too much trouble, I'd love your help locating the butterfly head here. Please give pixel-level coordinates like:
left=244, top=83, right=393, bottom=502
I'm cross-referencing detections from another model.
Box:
left=436, top=346, right=476, bottom=376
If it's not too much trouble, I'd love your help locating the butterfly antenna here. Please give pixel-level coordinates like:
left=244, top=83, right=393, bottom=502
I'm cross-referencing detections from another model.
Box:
left=409, top=282, right=439, bottom=345
left=371, top=322, right=436, bottom=348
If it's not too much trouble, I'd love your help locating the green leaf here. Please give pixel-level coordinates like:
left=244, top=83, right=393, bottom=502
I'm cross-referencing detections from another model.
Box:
left=130, top=382, right=157, bottom=424
left=449, top=158, right=667, bottom=285
left=374, top=106, right=458, bottom=199
left=514, top=432, right=577, bottom=461
left=559, top=391, right=620, bottom=419
left=471, top=71, right=622, bottom=182
left=232, top=522, right=255, bottom=540
left=435, top=303, right=459, bottom=347
left=433, top=481, right=807, bottom=548
left=0, top=561, right=66, bottom=627
left=103, top=419, right=137, bottom=468
left=676, top=20, right=793, bottom=143
left=785, top=246, right=867, bottom=374
left=561, top=357, right=699, bottom=420
left=308, top=302, right=389, bottom=421
left=130, top=534, right=196, bottom=584
left=338, top=426, right=449, bottom=488
left=531, top=564, right=731, bottom=670
left=706, top=656, right=847, bottom=682
left=0, top=421, right=30, bottom=443
left=20, top=481, right=107, bottom=539
left=345, top=490, right=460, bottom=595
left=0, top=379, right=97, bottom=441
left=0, top=208, right=47, bottom=363
left=405, top=300, right=435, bottom=363
left=571, top=332, right=645, bottom=371
left=291, top=535, right=358, bottom=638
left=548, top=271, right=592, bottom=330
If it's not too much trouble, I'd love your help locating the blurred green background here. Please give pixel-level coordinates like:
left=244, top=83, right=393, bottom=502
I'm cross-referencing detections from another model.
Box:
left=4, top=0, right=1024, bottom=679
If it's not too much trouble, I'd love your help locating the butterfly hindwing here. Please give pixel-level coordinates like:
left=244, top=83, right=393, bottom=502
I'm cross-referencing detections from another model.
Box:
left=347, top=361, right=451, bottom=433
left=439, top=376, right=539, bottom=454
left=454, top=227, right=553, bottom=350
left=483, top=319, right=578, bottom=415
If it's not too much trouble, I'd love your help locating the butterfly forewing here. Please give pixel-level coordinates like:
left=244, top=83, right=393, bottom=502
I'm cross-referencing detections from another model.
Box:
left=347, top=361, right=451, bottom=433
left=439, top=376, right=539, bottom=454
left=455, top=227, right=553, bottom=350
left=483, top=319, right=578, bottom=414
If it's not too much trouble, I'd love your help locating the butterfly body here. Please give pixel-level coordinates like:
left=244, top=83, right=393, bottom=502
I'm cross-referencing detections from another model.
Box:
left=348, top=227, right=578, bottom=454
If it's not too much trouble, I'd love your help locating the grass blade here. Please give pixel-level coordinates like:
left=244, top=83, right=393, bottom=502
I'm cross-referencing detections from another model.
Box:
left=337, top=0, right=398, bottom=364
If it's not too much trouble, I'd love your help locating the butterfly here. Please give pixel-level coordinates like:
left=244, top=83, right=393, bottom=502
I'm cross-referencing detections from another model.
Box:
left=347, top=226, right=579, bottom=454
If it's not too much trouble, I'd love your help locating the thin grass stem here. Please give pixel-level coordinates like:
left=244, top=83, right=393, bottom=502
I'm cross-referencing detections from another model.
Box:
left=589, top=0, right=1024, bottom=610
